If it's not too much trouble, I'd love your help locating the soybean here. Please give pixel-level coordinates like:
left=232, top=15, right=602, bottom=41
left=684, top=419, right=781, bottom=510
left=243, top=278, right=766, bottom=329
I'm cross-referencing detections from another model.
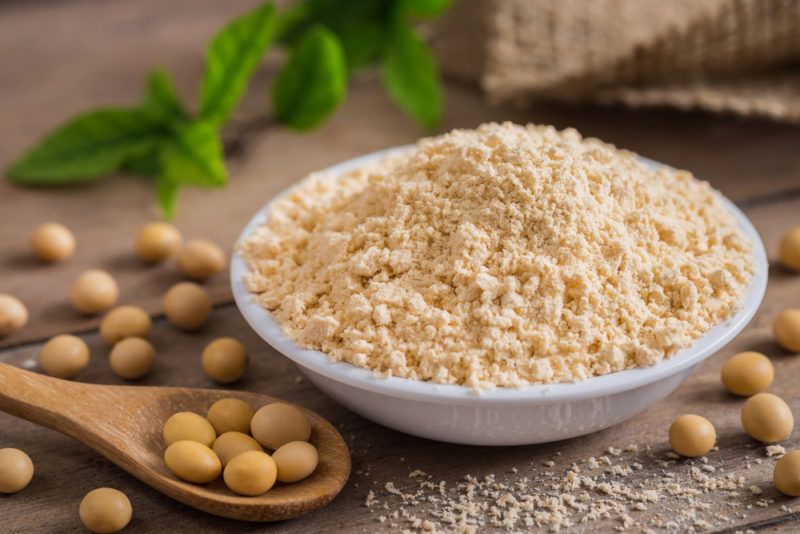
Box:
left=135, top=222, right=182, bottom=263
left=39, top=334, right=90, bottom=379
left=100, top=305, right=151, bottom=345
left=773, top=309, right=800, bottom=353
left=741, top=393, right=794, bottom=443
left=273, top=441, right=318, bottom=483
left=223, top=451, right=276, bottom=496
left=0, top=294, right=28, bottom=336
left=213, top=432, right=263, bottom=467
left=164, top=441, right=221, bottom=484
left=0, top=448, right=34, bottom=494
left=79, top=488, right=132, bottom=533
left=109, top=337, right=155, bottom=380
left=206, top=398, right=254, bottom=435
left=163, top=282, right=210, bottom=331
left=669, top=414, right=716, bottom=457
left=31, top=222, right=75, bottom=263
left=69, top=270, right=118, bottom=315
left=202, top=338, right=248, bottom=384
left=251, top=403, right=311, bottom=449
left=163, top=412, right=216, bottom=447
left=720, top=351, right=773, bottom=396
left=177, top=239, right=226, bottom=280
left=779, top=227, right=800, bottom=271
left=774, top=450, right=800, bottom=497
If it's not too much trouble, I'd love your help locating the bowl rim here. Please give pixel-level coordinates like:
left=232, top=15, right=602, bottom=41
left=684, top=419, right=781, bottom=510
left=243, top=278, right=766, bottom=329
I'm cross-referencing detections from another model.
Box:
left=231, top=147, right=768, bottom=406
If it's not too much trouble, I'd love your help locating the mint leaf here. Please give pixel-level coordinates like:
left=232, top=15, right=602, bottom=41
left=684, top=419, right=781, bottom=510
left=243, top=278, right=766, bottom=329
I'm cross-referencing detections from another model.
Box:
left=160, top=120, right=226, bottom=187
left=272, top=26, right=347, bottom=130
left=122, top=153, right=161, bottom=177
left=199, top=2, right=277, bottom=125
left=144, top=69, right=186, bottom=122
left=399, top=0, right=451, bottom=18
left=302, top=0, right=386, bottom=32
left=380, top=21, right=442, bottom=129
left=156, top=173, right=180, bottom=220
left=277, top=0, right=385, bottom=71
left=337, top=19, right=384, bottom=71
left=122, top=69, right=189, bottom=177
left=7, top=108, right=165, bottom=184
left=275, top=3, right=312, bottom=44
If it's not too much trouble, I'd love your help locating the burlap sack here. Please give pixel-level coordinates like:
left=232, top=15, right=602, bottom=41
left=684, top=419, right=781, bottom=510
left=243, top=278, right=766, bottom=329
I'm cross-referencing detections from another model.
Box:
left=432, top=0, right=800, bottom=122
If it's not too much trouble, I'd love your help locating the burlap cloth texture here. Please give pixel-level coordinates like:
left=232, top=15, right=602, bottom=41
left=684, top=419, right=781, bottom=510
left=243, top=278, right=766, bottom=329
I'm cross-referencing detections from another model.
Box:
left=432, top=0, right=800, bottom=122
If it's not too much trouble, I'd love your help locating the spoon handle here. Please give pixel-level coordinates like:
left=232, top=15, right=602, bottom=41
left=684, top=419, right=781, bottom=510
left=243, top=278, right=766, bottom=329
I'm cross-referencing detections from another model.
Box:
left=0, top=363, right=95, bottom=440
left=0, top=362, right=165, bottom=456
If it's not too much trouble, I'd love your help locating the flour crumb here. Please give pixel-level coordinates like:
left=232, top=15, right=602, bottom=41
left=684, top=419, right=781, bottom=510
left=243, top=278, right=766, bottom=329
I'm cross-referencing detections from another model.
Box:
left=766, top=445, right=786, bottom=457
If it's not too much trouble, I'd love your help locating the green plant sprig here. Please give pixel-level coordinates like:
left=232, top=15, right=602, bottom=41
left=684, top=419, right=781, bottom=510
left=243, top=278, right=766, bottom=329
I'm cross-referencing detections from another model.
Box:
left=7, top=0, right=450, bottom=218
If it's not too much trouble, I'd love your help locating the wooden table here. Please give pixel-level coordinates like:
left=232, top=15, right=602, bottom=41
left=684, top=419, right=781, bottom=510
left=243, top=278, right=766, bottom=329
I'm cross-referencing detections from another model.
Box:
left=2, top=1, right=799, bottom=532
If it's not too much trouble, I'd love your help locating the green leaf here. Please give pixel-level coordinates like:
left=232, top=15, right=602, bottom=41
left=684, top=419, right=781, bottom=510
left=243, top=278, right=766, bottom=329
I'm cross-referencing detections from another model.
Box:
left=122, top=69, right=190, bottom=178
left=277, top=0, right=386, bottom=70
left=399, top=0, right=451, bottom=18
left=156, top=173, right=180, bottom=220
left=143, top=69, right=186, bottom=122
left=380, top=22, right=443, bottom=129
left=305, top=0, right=387, bottom=29
left=160, top=120, right=226, bottom=188
left=122, top=152, right=161, bottom=177
left=337, top=19, right=384, bottom=71
left=272, top=26, right=347, bottom=130
left=199, top=2, right=277, bottom=125
left=275, top=3, right=312, bottom=45
left=7, top=108, right=166, bottom=184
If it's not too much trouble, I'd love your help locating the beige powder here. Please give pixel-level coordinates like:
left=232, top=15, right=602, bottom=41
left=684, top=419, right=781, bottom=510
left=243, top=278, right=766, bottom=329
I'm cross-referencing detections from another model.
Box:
left=240, top=122, right=753, bottom=390
left=360, top=446, right=759, bottom=532
left=358, top=443, right=785, bottom=533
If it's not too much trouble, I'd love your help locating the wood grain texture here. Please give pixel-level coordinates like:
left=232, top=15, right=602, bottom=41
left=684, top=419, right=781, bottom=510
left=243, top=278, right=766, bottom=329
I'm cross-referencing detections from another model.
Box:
left=1, top=0, right=800, bottom=532
left=0, top=364, right=350, bottom=522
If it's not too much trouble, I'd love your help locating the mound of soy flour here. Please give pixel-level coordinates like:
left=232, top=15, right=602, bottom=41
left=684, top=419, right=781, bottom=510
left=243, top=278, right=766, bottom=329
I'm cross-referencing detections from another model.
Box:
left=240, top=122, right=753, bottom=391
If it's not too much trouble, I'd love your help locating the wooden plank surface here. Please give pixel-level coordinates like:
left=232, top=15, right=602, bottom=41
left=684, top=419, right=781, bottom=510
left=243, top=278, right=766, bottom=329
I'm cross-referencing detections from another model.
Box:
left=1, top=0, right=800, bottom=532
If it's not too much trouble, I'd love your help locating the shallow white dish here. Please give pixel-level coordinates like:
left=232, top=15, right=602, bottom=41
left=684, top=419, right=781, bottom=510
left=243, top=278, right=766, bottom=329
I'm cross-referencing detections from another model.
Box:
left=231, top=148, right=768, bottom=446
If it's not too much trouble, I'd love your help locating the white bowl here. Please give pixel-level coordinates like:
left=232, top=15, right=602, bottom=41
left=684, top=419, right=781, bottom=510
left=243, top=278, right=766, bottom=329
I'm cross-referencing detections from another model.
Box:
left=231, top=148, right=768, bottom=446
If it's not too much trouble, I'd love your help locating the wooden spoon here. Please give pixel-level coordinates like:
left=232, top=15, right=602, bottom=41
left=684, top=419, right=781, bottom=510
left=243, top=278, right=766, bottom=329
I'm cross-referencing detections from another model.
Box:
left=0, top=362, right=351, bottom=521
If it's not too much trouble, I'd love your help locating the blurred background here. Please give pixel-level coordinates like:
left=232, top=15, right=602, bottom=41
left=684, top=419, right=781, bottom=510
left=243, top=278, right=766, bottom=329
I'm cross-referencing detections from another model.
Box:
left=436, top=0, right=800, bottom=123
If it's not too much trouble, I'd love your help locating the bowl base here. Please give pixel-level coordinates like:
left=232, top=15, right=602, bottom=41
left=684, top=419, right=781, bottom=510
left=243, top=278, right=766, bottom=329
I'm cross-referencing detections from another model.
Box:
left=299, top=365, right=696, bottom=446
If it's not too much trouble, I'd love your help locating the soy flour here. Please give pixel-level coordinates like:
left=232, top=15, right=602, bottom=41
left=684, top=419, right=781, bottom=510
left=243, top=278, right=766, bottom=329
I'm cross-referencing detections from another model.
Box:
left=240, top=122, right=753, bottom=390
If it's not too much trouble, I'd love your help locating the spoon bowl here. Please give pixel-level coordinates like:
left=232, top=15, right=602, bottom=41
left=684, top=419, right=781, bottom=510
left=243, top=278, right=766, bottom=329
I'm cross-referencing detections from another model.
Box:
left=0, top=363, right=350, bottom=521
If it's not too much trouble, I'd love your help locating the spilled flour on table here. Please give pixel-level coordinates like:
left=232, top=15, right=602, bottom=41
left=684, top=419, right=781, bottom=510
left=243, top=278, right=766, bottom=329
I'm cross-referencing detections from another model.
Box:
left=360, top=444, right=794, bottom=533
left=241, top=122, right=753, bottom=390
